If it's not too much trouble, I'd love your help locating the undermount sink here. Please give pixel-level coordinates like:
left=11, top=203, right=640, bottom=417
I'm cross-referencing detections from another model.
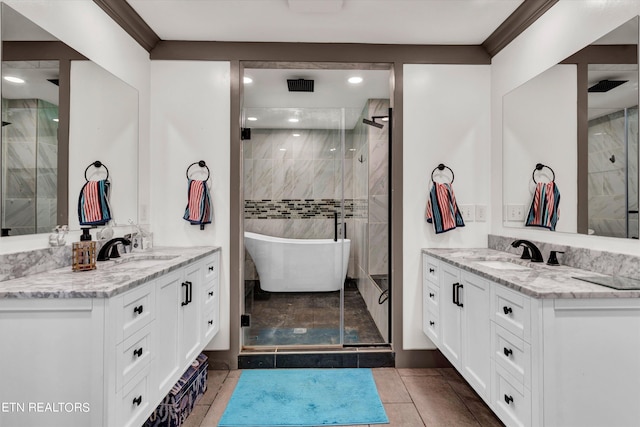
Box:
left=104, top=255, right=178, bottom=270
left=474, top=260, right=531, bottom=271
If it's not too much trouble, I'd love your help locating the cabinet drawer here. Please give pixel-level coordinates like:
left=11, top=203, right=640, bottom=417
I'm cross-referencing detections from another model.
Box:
left=492, top=322, right=531, bottom=389
left=203, top=281, right=218, bottom=310
left=423, top=308, right=440, bottom=345
left=119, top=283, right=155, bottom=342
left=116, top=323, right=153, bottom=390
left=203, top=307, right=219, bottom=342
left=492, top=285, right=530, bottom=342
left=204, top=254, right=219, bottom=281
left=491, top=362, right=531, bottom=427
left=423, top=255, right=439, bottom=285
left=120, top=364, right=151, bottom=427
left=425, top=282, right=439, bottom=313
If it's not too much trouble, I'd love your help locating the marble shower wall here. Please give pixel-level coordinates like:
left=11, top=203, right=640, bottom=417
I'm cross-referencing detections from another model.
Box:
left=588, top=107, right=639, bottom=238
left=1, top=98, right=58, bottom=236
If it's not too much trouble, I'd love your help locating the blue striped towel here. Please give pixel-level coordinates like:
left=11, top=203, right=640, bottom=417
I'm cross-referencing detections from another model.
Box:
left=78, top=180, right=111, bottom=226
left=426, top=182, right=465, bottom=234
left=526, top=181, right=560, bottom=231
left=183, top=179, right=212, bottom=228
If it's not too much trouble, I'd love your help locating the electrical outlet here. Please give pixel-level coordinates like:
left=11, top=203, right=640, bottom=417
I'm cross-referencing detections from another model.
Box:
left=459, top=204, right=475, bottom=222
left=506, top=204, right=526, bottom=221
left=476, top=204, right=487, bottom=222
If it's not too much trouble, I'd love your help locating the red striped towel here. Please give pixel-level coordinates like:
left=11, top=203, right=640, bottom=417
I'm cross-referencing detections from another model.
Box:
left=183, top=179, right=212, bottom=228
left=525, top=181, right=560, bottom=231
left=426, top=182, right=465, bottom=234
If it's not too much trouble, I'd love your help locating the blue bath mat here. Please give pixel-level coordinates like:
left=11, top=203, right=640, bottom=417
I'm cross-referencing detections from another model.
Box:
left=218, top=368, right=389, bottom=426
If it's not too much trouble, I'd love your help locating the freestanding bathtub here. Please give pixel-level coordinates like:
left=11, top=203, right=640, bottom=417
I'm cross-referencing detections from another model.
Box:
left=244, top=232, right=351, bottom=292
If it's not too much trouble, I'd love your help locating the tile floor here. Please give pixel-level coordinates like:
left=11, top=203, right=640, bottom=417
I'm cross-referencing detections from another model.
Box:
left=183, top=367, right=504, bottom=427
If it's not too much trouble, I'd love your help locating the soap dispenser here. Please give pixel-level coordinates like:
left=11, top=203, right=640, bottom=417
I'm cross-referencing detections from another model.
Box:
left=72, top=228, right=96, bottom=271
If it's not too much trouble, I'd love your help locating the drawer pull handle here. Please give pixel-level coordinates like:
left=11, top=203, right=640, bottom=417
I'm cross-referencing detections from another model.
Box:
left=208, top=291, right=214, bottom=297
left=429, top=293, right=435, bottom=298
left=503, top=306, right=513, bottom=315
left=208, top=266, right=214, bottom=272
left=429, top=268, right=435, bottom=273
left=503, top=347, right=513, bottom=357
left=208, top=320, right=214, bottom=325
left=133, top=395, right=142, bottom=406
left=429, top=321, right=435, bottom=326
left=133, top=305, right=144, bottom=315
left=504, top=394, right=514, bottom=405
left=134, top=347, right=143, bottom=358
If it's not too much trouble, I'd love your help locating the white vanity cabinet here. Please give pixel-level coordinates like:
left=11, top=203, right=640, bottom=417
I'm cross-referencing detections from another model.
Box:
left=0, top=249, right=220, bottom=427
left=423, top=252, right=640, bottom=427
left=423, top=255, right=491, bottom=400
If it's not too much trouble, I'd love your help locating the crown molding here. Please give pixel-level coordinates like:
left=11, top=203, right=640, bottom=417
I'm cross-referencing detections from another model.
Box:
left=93, top=0, right=159, bottom=52
left=483, top=0, right=559, bottom=57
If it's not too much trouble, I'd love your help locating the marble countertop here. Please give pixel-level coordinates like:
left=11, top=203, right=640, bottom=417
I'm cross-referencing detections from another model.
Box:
left=422, top=248, right=640, bottom=299
left=0, top=246, right=220, bottom=299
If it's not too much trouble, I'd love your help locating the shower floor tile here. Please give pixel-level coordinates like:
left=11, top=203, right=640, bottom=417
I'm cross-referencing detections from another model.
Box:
left=245, top=285, right=384, bottom=346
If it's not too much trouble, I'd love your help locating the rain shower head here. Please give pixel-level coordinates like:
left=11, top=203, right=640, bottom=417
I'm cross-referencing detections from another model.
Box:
left=363, top=118, right=383, bottom=129
left=2, top=121, right=11, bottom=127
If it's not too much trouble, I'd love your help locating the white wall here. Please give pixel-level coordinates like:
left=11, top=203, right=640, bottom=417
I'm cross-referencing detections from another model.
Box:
left=492, top=0, right=640, bottom=255
left=150, top=61, right=231, bottom=350
left=403, top=64, right=491, bottom=349
left=502, top=64, right=577, bottom=233
left=0, top=0, right=150, bottom=253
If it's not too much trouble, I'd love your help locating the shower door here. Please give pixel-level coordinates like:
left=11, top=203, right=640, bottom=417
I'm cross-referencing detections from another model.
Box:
left=241, top=107, right=350, bottom=347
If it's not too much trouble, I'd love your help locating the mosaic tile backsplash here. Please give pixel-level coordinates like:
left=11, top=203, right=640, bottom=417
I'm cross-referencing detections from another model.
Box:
left=244, top=199, right=367, bottom=219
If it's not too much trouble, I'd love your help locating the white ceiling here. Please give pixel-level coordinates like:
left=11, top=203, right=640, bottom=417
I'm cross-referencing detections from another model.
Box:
left=127, top=0, right=524, bottom=45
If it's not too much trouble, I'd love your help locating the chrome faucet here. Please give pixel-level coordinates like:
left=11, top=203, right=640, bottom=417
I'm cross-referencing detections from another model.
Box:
left=97, top=237, right=131, bottom=261
left=511, top=239, right=543, bottom=263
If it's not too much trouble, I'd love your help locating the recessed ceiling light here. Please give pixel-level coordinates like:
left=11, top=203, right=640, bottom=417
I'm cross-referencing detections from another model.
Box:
left=292, top=133, right=301, bottom=137
left=243, top=76, right=253, bottom=84
left=348, top=76, right=363, bottom=84
left=330, top=148, right=337, bottom=152
left=279, top=148, right=287, bottom=151
left=247, top=117, right=257, bottom=121
left=349, top=148, right=356, bottom=151
left=288, top=118, right=299, bottom=123
left=52, top=118, right=59, bottom=122
left=4, top=76, right=25, bottom=84
left=381, top=117, right=389, bottom=122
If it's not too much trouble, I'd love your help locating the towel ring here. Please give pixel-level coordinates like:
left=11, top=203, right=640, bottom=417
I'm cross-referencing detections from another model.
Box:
left=84, top=161, right=109, bottom=182
left=186, top=160, right=211, bottom=181
left=532, top=163, right=555, bottom=183
left=431, top=163, right=455, bottom=184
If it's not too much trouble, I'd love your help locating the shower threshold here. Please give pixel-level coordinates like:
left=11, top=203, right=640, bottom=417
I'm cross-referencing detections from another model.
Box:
left=238, top=345, right=394, bottom=369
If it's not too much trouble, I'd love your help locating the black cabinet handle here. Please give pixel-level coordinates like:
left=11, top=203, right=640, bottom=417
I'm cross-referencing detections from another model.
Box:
left=208, top=320, right=214, bottom=325
left=133, top=305, right=143, bottom=315
left=504, top=394, right=514, bottom=405
left=429, top=292, right=435, bottom=298
left=208, top=291, right=214, bottom=297
left=503, top=347, right=513, bottom=357
left=429, top=321, right=435, bottom=326
left=187, top=281, right=193, bottom=304
left=208, top=266, right=214, bottom=271
left=133, top=395, right=142, bottom=406
left=429, top=268, right=435, bottom=273
left=181, top=282, right=189, bottom=306
left=456, top=284, right=463, bottom=307
left=452, top=283, right=459, bottom=305
left=503, top=306, right=513, bottom=315
left=134, top=347, right=143, bottom=358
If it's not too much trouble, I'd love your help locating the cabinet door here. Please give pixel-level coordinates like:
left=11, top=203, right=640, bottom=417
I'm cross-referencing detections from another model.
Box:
left=181, top=261, right=202, bottom=364
left=439, top=263, right=462, bottom=368
left=155, top=270, right=182, bottom=395
left=460, top=272, right=491, bottom=400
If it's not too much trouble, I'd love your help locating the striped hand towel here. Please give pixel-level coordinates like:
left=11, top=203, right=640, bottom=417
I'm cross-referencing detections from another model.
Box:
left=183, top=179, right=212, bottom=228
left=425, top=182, right=465, bottom=234
left=525, top=181, right=560, bottom=231
left=78, top=180, right=112, bottom=226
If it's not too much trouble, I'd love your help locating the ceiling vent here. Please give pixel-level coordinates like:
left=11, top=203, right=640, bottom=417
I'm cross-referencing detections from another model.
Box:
left=588, top=79, right=628, bottom=93
left=287, top=78, right=314, bottom=92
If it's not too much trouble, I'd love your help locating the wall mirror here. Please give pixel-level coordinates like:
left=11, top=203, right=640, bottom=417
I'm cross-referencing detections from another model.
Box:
left=503, top=16, right=639, bottom=239
left=0, top=4, right=139, bottom=237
